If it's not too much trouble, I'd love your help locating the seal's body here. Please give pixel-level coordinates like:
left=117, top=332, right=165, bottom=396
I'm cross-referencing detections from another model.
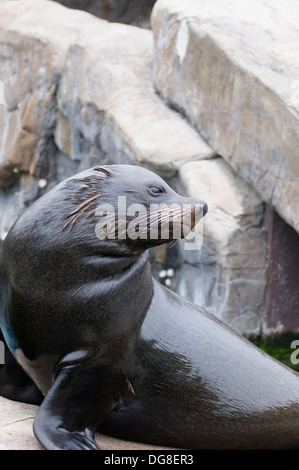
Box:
left=1, top=164, right=299, bottom=450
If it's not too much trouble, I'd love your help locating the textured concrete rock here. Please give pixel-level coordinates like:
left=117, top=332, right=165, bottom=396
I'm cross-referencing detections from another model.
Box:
left=152, top=0, right=299, bottom=233
left=178, top=158, right=267, bottom=334
left=0, top=0, right=99, bottom=236
left=0, top=396, right=175, bottom=450
left=0, top=0, right=213, bottom=238
left=56, top=17, right=214, bottom=175
left=0, top=0, right=272, bottom=338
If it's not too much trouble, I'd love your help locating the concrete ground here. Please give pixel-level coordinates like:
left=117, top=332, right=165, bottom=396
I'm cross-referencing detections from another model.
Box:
left=0, top=396, right=174, bottom=450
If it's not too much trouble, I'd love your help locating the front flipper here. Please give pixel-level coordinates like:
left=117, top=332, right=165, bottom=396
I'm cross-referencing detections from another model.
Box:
left=33, top=353, right=128, bottom=450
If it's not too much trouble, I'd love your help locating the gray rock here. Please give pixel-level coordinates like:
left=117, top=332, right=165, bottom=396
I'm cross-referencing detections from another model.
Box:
left=1, top=0, right=297, bottom=339
left=152, top=0, right=299, bottom=233
left=0, top=0, right=213, bottom=238
left=178, top=158, right=267, bottom=335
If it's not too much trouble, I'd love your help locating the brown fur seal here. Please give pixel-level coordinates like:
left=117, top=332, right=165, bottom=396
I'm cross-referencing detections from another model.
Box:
left=1, top=164, right=299, bottom=450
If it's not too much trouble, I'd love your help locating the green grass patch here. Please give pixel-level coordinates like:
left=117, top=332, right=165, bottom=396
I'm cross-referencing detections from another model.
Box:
left=249, top=332, right=299, bottom=373
left=260, top=346, right=299, bottom=372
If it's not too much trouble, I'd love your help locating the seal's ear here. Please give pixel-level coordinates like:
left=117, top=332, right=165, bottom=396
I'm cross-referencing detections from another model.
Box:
left=94, top=167, right=111, bottom=177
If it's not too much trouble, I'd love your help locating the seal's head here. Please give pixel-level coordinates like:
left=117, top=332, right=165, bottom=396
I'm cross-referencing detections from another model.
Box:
left=63, top=164, right=207, bottom=255
left=0, top=164, right=207, bottom=382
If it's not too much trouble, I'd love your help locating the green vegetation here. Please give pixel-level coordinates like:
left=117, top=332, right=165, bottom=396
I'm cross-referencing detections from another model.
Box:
left=249, top=332, right=299, bottom=373
left=261, top=346, right=299, bottom=372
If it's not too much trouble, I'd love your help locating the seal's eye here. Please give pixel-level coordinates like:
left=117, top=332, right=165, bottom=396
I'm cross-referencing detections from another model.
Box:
left=147, top=185, right=165, bottom=197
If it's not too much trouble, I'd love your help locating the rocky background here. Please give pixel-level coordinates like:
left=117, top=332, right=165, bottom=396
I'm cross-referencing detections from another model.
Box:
left=0, top=0, right=299, bottom=343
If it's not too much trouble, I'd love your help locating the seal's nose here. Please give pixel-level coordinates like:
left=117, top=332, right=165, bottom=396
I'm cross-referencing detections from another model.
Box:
left=202, top=201, right=208, bottom=216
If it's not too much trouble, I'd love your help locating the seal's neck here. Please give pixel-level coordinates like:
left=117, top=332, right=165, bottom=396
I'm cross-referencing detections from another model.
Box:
left=82, top=250, right=150, bottom=280
left=81, top=250, right=154, bottom=320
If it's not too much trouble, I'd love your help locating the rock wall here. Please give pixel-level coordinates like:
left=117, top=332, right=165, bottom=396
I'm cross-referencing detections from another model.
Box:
left=0, top=0, right=297, bottom=337
left=152, top=0, right=299, bottom=234
left=178, top=159, right=267, bottom=333
left=0, top=0, right=212, bottom=234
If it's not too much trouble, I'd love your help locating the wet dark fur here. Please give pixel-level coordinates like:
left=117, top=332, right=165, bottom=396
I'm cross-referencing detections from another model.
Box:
left=1, top=165, right=299, bottom=450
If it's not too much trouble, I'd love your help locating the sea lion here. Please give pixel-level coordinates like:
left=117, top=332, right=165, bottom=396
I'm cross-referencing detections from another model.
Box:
left=0, top=164, right=299, bottom=450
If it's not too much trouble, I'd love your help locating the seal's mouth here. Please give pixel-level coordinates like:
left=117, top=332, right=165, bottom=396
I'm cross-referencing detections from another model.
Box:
left=202, top=201, right=208, bottom=217
left=171, top=199, right=208, bottom=239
